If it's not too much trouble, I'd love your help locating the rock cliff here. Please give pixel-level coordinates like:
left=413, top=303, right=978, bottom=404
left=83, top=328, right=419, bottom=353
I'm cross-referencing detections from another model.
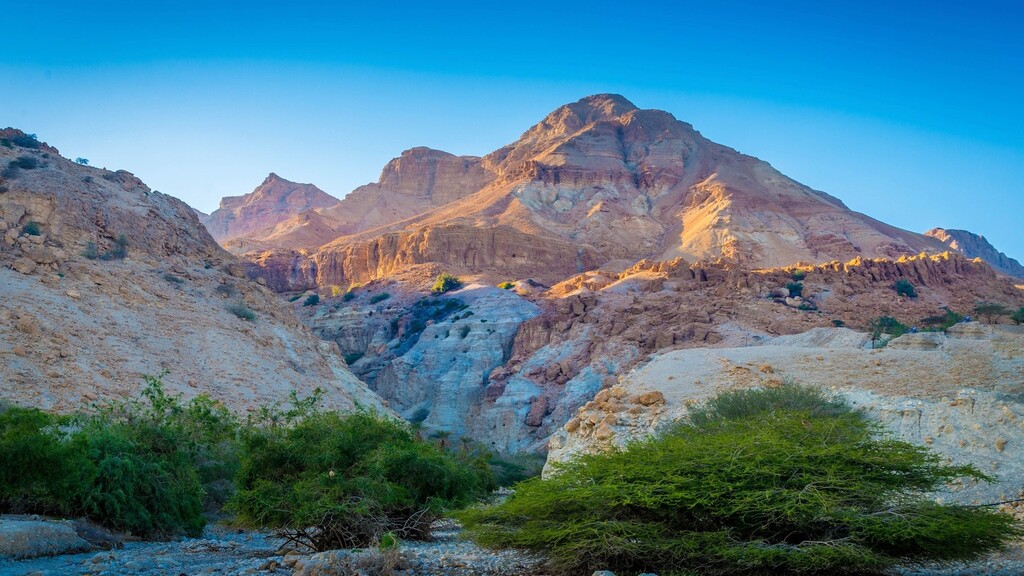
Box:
left=0, top=129, right=384, bottom=413
left=926, top=227, right=1024, bottom=279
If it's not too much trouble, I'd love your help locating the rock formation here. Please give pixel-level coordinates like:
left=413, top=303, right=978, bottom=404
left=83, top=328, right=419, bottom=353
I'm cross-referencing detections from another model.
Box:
left=0, top=129, right=384, bottom=413
left=199, top=173, right=339, bottom=243
left=926, top=227, right=1024, bottom=278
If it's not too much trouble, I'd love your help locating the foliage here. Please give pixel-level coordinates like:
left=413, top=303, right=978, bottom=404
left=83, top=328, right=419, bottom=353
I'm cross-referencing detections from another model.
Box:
left=226, top=301, right=256, bottom=321
left=488, top=452, right=546, bottom=486
left=460, top=385, right=1020, bottom=576
left=370, top=292, right=391, bottom=304
left=791, top=269, right=806, bottom=281
left=230, top=409, right=491, bottom=550
left=329, top=285, right=344, bottom=298
left=98, top=234, right=128, bottom=260
left=10, top=133, right=40, bottom=149
left=920, top=309, right=963, bottom=331
left=432, top=272, right=462, bottom=294
left=1012, top=307, right=1024, bottom=326
left=215, top=283, right=238, bottom=297
left=831, top=319, right=845, bottom=327
left=75, top=157, right=89, bottom=165
left=81, top=241, right=99, bottom=260
left=974, top=302, right=1010, bottom=324
left=497, top=281, right=515, bottom=290
left=0, top=375, right=241, bottom=538
left=343, top=351, right=364, bottom=365
left=304, top=294, right=320, bottom=307
left=343, top=291, right=356, bottom=302
left=868, top=315, right=908, bottom=348
left=162, top=273, right=184, bottom=284
left=894, top=278, right=918, bottom=298
left=21, top=221, right=42, bottom=236
left=785, top=281, right=803, bottom=297
left=287, top=293, right=302, bottom=302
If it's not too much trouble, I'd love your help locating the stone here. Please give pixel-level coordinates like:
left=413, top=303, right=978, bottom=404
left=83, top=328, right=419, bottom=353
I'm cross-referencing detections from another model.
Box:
left=0, top=518, right=94, bottom=559
left=11, top=258, right=35, bottom=274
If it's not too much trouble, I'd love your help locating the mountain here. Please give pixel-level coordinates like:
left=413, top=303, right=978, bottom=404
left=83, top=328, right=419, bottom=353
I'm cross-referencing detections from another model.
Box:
left=241, top=94, right=947, bottom=291
left=199, top=173, right=339, bottom=243
left=0, top=129, right=384, bottom=413
left=925, top=227, right=1024, bottom=278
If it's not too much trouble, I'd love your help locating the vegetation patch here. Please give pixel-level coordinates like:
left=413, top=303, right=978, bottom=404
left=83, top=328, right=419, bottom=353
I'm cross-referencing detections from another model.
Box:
left=785, top=281, right=803, bottom=297
left=974, top=302, right=1010, bottom=324
left=460, top=385, right=1021, bottom=576
left=920, top=308, right=963, bottom=331
left=894, top=278, right=918, bottom=298
left=303, top=294, right=320, bottom=307
left=370, top=292, right=391, bottom=304
left=226, top=301, right=256, bottom=321
left=432, top=272, right=462, bottom=294
left=20, top=221, right=42, bottom=236
left=497, top=281, right=515, bottom=290
left=869, top=315, right=908, bottom=348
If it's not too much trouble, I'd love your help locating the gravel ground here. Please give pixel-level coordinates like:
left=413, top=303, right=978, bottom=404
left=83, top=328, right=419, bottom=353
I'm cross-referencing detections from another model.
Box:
left=1, top=521, right=1020, bottom=576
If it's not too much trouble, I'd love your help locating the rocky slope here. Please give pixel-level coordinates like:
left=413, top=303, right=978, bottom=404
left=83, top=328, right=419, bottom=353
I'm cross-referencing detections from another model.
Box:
left=241, top=94, right=947, bottom=291
left=547, top=323, right=1024, bottom=508
left=200, top=173, right=339, bottom=244
left=0, top=129, right=384, bottom=413
left=926, top=227, right=1024, bottom=279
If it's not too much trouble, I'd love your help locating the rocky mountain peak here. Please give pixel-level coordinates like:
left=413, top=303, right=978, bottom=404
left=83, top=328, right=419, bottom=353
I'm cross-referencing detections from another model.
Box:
left=925, top=227, right=1024, bottom=278
left=375, top=147, right=485, bottom=198
left=201, top=173, right=339, bottom=243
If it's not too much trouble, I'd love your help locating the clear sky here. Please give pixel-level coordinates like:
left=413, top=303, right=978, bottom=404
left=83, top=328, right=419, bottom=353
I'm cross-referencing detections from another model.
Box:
left=3, top=0, right=1022, bottom=259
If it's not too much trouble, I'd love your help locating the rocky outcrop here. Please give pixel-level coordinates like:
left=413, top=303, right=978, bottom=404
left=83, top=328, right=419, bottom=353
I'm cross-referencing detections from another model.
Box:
left=926, top=227, right=1024, bottom=278
left=547, top=324, right=1024, bottom=506
left=200, top=173, right=339, bottom=243
left=0, top=130, right=384, bottom=413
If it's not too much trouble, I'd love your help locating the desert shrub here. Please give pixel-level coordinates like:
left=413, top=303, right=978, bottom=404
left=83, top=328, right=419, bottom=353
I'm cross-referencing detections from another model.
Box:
left=832, top=319, right=845, bottom=327
left=785, top=281, right=803, bottom=297
left=162, top=273, right=184, bottom=284
left=497, top=281, right=515, bottom=290
left=287, top=293, right=302, bottom=302
left=370, top=292, right=391, bottom=304
left=21, top=221, right=42, bottom=236
left=230, top=410, right=490, bottom=550
left=1012, top=307, right=1024, bottom=326
left=974, top=302, right=1009, bottom=324
left=226, top=301, right=256, bottom=321
left=75, top=157, right=89, bottom=165
left=81, top=241, right=99, bottom=260
left=98, top=234, right=128, bottom=260
left=921, top=309, right=963, bottom=331
left=432, top=272, right=462, bottom=294
left=304, top=294, right=320, bottom=307
left=0, top=376, right=240, bottom=538
left=342, top=291, right=356, bottom=302
left=10, top=133, right=40, bottom=149
left=791, top=269, right=806, bottom=281
left=894, top=278, right=918, bottom=298
left=460, top=385, right=1021, bottom=576
left=459, top=325, right=471, bottom=339
left=215, top=283, right=238, bottom=297
left=869, top=315, right=909, bottom=348
left=343, top=351, right=364, bottom=365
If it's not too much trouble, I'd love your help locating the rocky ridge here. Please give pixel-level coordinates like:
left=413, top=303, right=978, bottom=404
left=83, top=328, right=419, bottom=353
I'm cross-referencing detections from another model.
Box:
left=0, top=129, right=384, bottom=413
left=926, top=227, right=1024, bottom=279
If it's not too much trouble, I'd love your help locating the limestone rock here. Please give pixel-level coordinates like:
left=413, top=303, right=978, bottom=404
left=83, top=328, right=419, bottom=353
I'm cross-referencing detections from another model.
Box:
left=926, top=227, right=1024, bottom=279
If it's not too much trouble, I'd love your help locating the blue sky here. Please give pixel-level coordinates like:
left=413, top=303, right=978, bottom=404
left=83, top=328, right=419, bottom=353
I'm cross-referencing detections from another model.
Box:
left=3, top=0, right=1023, bottom=259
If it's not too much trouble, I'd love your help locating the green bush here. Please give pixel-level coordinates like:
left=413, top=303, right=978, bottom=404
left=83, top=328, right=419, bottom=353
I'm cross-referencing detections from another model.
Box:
left=785, top=281, right=803, bottom=297
left=432, top=273, right=462, bottom=294
left=21, top=221, right=42, bottom=236
left=370, top=292, right=391, bottom=304
left=921, top=309, right=963, bottom=331
left=974, top=302, right=1009, bottom=324
left=82, top=241, right=99, bottom=260
left=230, top=409, right=490, bottom=550
left=10, top=133, right=40, bottom=149
left=1012, top=307, right=1024, bottom=326
left=869, top=315, right=909, bottom=348
left=343, top=351, right=364, bottom=365
left=303, top=294, right=320, bottom=307
left=226, top=301, right=256, bottom=321
left=791, top=269, right=806, bottom=281
left=894, top=278, right=918, bottom=298
left=98, top=234, right=128, bottom=261
left=0, top=375, right=240, bottom=538
left=460, top=385, right=1020, bottom=576
left=342, top=291, right=356, bottom=302
left=497, top=281, right=515, bottom=290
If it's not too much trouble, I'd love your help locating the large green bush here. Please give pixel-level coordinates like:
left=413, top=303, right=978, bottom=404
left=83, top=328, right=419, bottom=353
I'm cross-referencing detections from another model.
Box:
left=230, top=409, right=491, bottom=551
left=432, top=272, right=462, bottom=294
left=460, top=385, right=1020, bottom=576
left=0, top=375, right=237, bottom=538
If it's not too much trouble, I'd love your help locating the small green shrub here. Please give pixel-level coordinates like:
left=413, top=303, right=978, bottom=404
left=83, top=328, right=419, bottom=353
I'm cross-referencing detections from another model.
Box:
left=497, top=281, right=515, bottom=290
left=921, top=309, right=963, bottom=331
left=287, top=294, right=302, bottom=302
left=216, top=283, right=238, bottom=297
left=460, top=385, right=1021, bottom=576
left=832, top=319, right=845, bottom=327
left=303, top=294, right=320, bottom=307
left=75, top=157, right=89, bottom=165
left=230, top=410, right=490, bottom=550
left=342, top=291, right=356, bottom=302
left=226, top=301, right=256, bottom=321
left=785, top=281, right=804, bottom=297
left=869, top=315, right=909, bottom=348
left=21, top=221, right=42, bottom=236
left=791, top=269, right=806, bottom=281
left=370, top=292, right=391, bottom=304
left=10, top=133, right=40, bottom=149
left=894, top=278, right=918, bottom=298
left=81, top=241, right=99, bottom=260
left=432, top=273, right=462, bottom=294
left=459, top=325, right=471, bottom=339
left=98, top=234, right=128, bottom=261
left=162, top=273, right=184, bottom=284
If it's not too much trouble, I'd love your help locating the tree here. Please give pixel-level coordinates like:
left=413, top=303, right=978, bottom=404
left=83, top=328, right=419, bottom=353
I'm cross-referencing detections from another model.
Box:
left=868, top=315, right=908, bottom=348
left=894, top=278, right=917, bottom=298
left=460, top=385, right=1021, bottom=576
left=75, top=157, right=89, bottom=165
left=973, top=302, right=1009, bottom=324
left=1011, top=307, right=1024, bottom=326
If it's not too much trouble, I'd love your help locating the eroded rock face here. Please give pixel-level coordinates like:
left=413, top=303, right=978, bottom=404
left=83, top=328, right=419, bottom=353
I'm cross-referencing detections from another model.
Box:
left=0, top=131, right=384, bottom=414
left=546, top=324, right=1024, bottom=505
left=926, top=227, right=1024, bottom=279
left=243, top=94, right=948, bottom=289
left=200, top=173, right=339, bottom=243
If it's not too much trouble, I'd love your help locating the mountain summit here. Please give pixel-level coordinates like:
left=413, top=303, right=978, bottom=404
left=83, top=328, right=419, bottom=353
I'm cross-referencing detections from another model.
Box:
left=925, top=227, right=1024, bottom=278
left=225, top=95, right=947, bottom=290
